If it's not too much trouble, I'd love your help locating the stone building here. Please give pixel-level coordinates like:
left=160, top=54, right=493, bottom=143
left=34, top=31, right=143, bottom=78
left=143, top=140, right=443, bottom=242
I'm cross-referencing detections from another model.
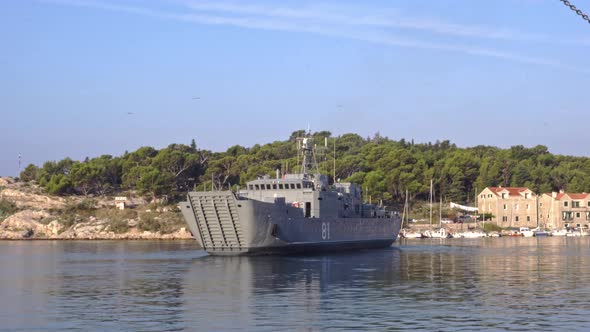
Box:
left=478, top=187, right=538, bottom=228
left=538, top=191, right=590, bottom=230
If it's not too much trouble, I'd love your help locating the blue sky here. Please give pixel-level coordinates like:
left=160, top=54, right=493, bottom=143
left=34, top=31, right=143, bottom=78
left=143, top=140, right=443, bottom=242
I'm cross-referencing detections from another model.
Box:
left=1, top=0, right=589, bottom=176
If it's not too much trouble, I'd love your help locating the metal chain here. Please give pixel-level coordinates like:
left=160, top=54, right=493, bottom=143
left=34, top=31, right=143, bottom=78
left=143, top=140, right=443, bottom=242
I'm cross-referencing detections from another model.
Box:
left=559, top=0, right=590, bottom=25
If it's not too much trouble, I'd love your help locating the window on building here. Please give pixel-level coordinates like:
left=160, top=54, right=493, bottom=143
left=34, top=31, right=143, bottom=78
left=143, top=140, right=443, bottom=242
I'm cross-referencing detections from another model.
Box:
left=296, top=183, right=302, bottom=189
left=488, top=194, right=492, bottom=198
left=515, top=216, right=519, bottom=222
left=278, top=184, right=284, bottom=189
left=272, top=184, right=277, bottom=189
left=563, top=211, right=573, bottom=220
left=576, top=212, right=581, bottom=218
left=526, top=204, right=530, bottom=210
left=573, top=201, right=580, bottom=208
left=502, top=216, right=507, bottom=222
left=266, top=184, right=271, bottom=190
left=527, top=216, right=531, bottom=222
left=501, top=193, right=506, bottom=199
left=564, top=201, right=569, bottom=207
left=525, top=193, right=529, bottom=199
left=540, top=202, right=543, bottom=206
left=503, top=204, right=507, bottom=210
left=586, top=212, right=590, bottom=220
left=515, top=204, right=519, bottom=210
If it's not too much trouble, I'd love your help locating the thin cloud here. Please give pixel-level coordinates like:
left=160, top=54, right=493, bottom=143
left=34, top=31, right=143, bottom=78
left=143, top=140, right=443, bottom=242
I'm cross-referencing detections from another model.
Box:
left=40, top=0, right=590, bottom=74
left=180, top=0, right=590, bottom=45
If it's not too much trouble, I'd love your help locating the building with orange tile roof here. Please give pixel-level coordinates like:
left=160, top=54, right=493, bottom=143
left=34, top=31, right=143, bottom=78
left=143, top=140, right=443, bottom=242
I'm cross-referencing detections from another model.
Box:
left=539, top=191, right=590, bottom=229
left=478, top=187, right=538, bottom=227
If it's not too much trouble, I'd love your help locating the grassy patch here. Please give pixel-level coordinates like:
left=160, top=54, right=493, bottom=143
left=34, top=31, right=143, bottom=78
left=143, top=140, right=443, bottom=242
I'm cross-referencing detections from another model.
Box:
left=138, top=209, right=185, bottom=234
left=95, top=208, right=137, bottom=221
left=56, top=198, right=99, bottom=231
left=0, top=198, right=19, bottom=222
left=483, top=223, right=503, bottom=232
left=58, top=213, right=79, bottom=231
left=106, top=218, right=130, bottom=234
left=138, top=212, right=161, bottom=232
left=95, top=208, right=137, bottom=234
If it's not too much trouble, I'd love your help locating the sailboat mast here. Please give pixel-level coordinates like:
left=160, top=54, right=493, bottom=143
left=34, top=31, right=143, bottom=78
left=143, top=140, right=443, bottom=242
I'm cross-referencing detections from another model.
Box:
left=333, top=137, right=336, bottom=184
left=439, top=196, right=442, bottom=228
left=402, top=189, right=407, bottom=229
left=429, top=179, right=433, bottom=228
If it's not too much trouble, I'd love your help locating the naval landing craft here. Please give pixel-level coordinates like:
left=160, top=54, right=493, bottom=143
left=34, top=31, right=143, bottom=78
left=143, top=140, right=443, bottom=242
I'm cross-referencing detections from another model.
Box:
left=179, top=136, right=402, bottom=255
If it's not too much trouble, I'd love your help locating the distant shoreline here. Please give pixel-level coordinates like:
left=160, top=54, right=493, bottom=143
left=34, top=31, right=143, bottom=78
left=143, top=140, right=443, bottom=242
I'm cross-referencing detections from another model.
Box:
left=0, top=177, right=193, bottom=241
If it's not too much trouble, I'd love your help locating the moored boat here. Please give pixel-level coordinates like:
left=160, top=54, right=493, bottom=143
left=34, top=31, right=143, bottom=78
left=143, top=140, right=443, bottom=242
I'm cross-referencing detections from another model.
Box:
left=455, top=229, right=487, bottom=238
left=400, top=229, right=422, bottom=239
left=532, top=228, right=551, bottom=237
left=519, top=227, right=534, bottom=237
left=550, top=229, right=567, bottom=236
left=422, top=228, right=449, bottom=238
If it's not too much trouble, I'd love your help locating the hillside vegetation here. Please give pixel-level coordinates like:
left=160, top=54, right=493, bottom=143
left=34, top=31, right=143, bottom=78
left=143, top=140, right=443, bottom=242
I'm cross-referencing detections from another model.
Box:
left=19, top=130, right=590, bottom=207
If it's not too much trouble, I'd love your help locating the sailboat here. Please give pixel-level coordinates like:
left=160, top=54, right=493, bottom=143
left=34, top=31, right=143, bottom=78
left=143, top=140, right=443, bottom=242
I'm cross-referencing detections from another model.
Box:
left=422, top=180, right=449, bottom=239
left=449, top=191, right=486, bottom=239
left=400, top=189, right=422, bottom=239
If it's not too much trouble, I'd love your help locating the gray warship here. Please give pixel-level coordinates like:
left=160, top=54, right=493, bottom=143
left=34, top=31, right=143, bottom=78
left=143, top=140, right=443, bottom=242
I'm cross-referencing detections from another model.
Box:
left=179, top=135, right=402, bottom=255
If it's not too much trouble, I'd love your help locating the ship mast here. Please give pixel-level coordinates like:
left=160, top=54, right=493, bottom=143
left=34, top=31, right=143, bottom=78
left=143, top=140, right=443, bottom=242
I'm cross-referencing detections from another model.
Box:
left=298, top=132, right=320, bottom=177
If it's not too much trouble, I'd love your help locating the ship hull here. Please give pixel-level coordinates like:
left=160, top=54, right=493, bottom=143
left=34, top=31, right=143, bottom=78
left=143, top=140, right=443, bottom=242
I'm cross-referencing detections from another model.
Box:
left=180, top=191, right=402, bottom=256
left=208, top=239, right=396, bottom=256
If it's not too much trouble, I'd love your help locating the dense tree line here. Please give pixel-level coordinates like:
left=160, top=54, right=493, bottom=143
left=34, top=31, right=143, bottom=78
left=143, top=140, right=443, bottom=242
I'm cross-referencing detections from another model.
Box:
left=19, top=131, right=590, bottom=205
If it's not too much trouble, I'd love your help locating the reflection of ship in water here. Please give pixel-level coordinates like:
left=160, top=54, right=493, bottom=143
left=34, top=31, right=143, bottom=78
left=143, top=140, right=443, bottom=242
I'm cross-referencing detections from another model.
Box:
left=181, top=247, right=496, bottom=329
left=182, top=237, right=590, bottom=330
left=180, top=133, right=402, bottom=255
left=182, top=248, right=406, bottom=330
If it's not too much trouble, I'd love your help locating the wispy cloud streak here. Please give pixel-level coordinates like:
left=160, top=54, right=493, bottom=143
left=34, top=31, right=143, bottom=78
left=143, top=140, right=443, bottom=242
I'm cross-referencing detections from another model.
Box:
left=40, top=0, right=590, bottom=74
left=180, top=0, right=590, bottom=45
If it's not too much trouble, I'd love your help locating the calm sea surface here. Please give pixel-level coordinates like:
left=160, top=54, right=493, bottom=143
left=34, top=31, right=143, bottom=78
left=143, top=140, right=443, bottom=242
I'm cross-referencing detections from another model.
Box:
left=1, top=238, right=590, bottom=331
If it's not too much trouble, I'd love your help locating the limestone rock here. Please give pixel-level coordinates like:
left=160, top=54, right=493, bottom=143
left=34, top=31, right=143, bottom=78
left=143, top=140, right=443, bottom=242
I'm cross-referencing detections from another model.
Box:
left=1, top=210, right=51, bottom=236
left=0, top=188, right=65, bottom=210
left=0, top=177, right=16, bottom=186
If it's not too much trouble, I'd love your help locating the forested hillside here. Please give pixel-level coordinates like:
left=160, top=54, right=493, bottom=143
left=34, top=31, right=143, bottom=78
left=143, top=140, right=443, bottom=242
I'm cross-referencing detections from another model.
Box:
left=19, top=130, right=590, bottom=205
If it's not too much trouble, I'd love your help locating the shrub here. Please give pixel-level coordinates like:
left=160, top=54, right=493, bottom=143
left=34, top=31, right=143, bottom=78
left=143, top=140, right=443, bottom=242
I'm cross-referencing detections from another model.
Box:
left=58, top=213, right=79, bottom=231
left=107, top=218, right=129, bottom=234
left=95, top=207, right=137, bottom=221
left=0, top=199, right=18, bottom=221
left=158, top=211, right=186, bottom=234
left=77, top=198, right=98, bottom=211
left=483, top=223, right=502, bottom=232
left=138, top=212, right=161, bottom=232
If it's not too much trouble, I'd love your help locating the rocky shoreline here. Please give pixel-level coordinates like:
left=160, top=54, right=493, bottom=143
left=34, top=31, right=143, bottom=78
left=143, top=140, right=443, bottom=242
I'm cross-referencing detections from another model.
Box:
left=0, top=177, right=193, bottom=241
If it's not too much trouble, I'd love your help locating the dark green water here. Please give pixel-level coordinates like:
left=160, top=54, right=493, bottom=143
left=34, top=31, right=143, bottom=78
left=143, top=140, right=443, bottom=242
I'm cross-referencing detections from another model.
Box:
left=1, top=237, right=590, bottom=331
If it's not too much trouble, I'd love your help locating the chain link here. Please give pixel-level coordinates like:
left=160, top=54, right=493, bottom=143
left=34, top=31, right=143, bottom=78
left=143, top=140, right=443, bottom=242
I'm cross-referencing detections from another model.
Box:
left=559, top=0, right=590, bottom=25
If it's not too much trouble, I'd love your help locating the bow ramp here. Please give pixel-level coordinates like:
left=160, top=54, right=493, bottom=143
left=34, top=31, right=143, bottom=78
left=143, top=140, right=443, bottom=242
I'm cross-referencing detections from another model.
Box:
left=187, top=191, right=245, bottom=252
